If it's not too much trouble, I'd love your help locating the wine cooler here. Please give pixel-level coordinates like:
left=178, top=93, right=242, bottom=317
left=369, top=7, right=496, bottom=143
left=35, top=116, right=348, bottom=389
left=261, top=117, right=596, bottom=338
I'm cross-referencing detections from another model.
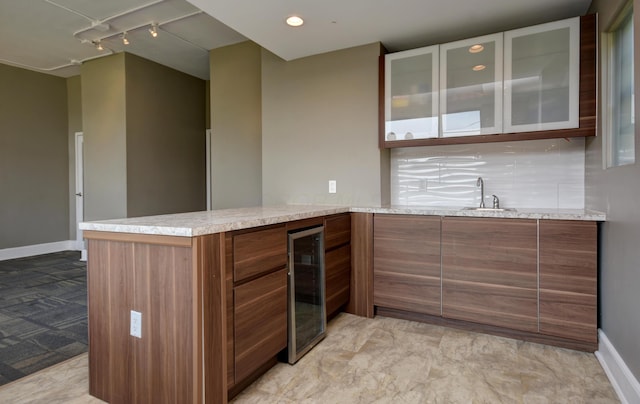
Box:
left=287, top=226, right=326, bottom=364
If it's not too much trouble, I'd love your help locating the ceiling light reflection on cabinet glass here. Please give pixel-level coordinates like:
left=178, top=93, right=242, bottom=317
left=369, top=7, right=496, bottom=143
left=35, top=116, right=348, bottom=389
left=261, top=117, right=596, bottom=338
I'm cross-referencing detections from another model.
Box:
left=469, top=44, right=484, bottom=53
left=472, top=64, right=486, bottom=71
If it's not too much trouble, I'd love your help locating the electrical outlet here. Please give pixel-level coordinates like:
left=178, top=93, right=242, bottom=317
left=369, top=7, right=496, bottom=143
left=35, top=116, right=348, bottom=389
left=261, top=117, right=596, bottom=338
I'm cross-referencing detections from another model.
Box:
left=328, top=180, right=337, bottom=194
left=130, top=310, right=142, bottom=338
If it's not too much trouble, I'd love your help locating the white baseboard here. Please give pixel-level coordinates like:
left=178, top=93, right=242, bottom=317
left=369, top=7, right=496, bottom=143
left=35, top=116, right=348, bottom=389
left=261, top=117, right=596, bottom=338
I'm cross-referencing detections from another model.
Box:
left=0, top=240, right=81, bottom=261
left=596, top=329, right=640, bottom=404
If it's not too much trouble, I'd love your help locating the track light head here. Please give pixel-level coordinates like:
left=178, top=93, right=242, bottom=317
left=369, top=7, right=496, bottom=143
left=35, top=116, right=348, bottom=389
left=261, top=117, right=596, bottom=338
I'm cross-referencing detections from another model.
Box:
left=122, top=32, right=129, bottom=45
left=149, top=23, right=158, bottom=38
left=94, top=40, right=103, bottom=51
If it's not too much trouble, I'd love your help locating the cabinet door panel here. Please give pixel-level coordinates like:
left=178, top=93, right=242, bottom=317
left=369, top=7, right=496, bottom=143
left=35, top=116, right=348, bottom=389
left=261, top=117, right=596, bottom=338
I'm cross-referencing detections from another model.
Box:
left=440, top=33, right=503, bottom=137
left=374, top=214, right=441, bottom=315
left=233, top=225, right=287, bottom=282
left=326, top=244, right=351, bottom=317
left=442, top=217, right=537, bottom=332
left=504, top=17, right=580, bottom=132
left=234, top=269, right=287, bottom=382
left=539, top=220, right=597, bottom=343
left=385, top=45, right=440, bottom=141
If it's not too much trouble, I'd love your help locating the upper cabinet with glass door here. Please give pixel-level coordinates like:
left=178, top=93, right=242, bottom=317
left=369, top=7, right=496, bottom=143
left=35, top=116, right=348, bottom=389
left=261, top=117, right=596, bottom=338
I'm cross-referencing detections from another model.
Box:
left=380, top=15, right=596, bottom=148
left=440, top=33, right=503, bottom=137
left=385, top=45, right=439, bottom=142
left=504, top=17, right=580, bottom=133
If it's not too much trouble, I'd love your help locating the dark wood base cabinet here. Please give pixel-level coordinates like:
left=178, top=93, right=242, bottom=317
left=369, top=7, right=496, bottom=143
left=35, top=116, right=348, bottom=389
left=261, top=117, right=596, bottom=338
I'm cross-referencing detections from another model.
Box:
left=85, top=231, right=221, bottom=404
left=227, top=224, right=288, bottom=389
left=373, top=214, right=441, bottom=315
left=539, top=220, right=598, bottom=344
left=85, top=214, right=353, bottom=404
left=372, top=214, right=600, bottom=352
left=324, top=214, right=352, bottom=318
left=442, top=217, right=538, bottom=332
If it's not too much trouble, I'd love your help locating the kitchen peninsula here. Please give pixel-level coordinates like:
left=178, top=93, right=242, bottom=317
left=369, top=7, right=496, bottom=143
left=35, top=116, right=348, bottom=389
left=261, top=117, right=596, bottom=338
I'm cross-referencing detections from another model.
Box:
left=80, top=205, right=605, bottom=403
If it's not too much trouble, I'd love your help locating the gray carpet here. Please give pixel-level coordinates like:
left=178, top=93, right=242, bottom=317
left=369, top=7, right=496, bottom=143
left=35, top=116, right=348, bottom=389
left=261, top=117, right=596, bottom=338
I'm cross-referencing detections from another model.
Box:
left=0, top=251, right=87, bottom=386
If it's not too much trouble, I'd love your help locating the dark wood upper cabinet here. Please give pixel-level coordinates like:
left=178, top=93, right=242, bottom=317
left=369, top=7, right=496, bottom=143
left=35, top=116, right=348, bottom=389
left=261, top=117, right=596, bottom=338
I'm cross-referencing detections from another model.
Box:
left=380, top=14, right=596, bottom=148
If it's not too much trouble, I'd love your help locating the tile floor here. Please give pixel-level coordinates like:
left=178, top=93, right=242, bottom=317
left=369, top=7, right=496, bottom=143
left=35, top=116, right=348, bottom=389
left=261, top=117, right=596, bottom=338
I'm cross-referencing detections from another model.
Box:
left=0, top=313, right=620, bottom=403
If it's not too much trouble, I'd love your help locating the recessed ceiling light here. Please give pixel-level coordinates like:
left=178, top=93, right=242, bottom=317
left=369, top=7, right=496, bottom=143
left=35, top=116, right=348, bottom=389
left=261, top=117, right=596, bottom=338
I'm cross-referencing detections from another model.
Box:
left=286, top=15, right=304, bottom=27
left=469, top=44, right=484, bottom=53
left=472, top=64, right=486, bottom=71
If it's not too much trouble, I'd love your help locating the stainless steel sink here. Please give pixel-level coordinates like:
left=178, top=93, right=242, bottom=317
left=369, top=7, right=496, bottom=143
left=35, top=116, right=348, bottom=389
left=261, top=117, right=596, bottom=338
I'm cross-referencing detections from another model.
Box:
left=462, top=207, right=517, bottom=212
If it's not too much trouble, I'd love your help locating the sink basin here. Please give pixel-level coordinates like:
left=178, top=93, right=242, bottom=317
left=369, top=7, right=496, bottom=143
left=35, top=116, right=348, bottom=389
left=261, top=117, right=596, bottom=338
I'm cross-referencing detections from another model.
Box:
left=462, top=207, right=517, bottom=212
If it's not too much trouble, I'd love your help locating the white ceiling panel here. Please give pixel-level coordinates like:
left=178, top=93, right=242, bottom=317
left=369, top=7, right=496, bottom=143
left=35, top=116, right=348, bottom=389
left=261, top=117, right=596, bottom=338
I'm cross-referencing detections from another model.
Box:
left=50, top=0, right=159, bottom=21
left=0, top=0, right=591, bottom=79
left=0, top=1, right=97, bottom=70
left=187, top=0, right=591, bottom=61
left=74, top=0, right=201, bottom=42
left=161, top=12, right=245, bottom=50
left=0, top=0, right=246, bottom=78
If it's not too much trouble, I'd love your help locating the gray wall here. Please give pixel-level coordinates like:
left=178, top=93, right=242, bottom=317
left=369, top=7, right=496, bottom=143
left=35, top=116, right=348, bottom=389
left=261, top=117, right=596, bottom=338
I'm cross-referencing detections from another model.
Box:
left=586, top=0, right=640, bottom=381
left=210, top=41, right=263, bottom=209
left=81, top=54, right=128, bottom=221
left=261, top=43, right=389, bottom=206
left=0, top=63, right=69, bottom=249
left=125, top=53, right=206, bottom=217
left=67, top=75, right=82, bottom=240
left=82, top=53, right=206, bottom=221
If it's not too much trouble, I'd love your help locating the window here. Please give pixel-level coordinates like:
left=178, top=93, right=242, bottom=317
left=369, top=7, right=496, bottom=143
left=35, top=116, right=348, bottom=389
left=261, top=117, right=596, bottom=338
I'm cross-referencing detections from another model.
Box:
left=604, top=2, right=635, bottom=167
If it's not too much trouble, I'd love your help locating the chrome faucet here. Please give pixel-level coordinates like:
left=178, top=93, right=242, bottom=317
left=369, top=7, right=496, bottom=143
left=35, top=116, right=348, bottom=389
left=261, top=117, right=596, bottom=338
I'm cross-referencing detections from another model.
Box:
left=476, top=177, right=485, bottom=208
left=492, top=194, right=500, bottom=209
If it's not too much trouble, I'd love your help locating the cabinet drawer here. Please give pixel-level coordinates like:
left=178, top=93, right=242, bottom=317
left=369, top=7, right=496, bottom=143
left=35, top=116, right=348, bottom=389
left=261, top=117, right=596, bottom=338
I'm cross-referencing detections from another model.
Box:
left=233, top=225, right=287, bottom=283
left=324, top=214, right=351, bottom=250
left=234, top=268, right=287, bottom=382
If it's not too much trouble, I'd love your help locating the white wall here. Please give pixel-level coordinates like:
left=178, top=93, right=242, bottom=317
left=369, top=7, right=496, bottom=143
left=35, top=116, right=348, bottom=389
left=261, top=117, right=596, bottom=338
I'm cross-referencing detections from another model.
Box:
left=391, top=137, right=585, bottom=209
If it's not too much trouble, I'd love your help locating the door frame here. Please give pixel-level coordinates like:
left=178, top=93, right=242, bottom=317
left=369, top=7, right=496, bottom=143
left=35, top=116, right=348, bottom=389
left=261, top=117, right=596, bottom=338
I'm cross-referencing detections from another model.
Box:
left=74, top=132, right=86, bottom=260
left=206, top=129, right=212, bottom=210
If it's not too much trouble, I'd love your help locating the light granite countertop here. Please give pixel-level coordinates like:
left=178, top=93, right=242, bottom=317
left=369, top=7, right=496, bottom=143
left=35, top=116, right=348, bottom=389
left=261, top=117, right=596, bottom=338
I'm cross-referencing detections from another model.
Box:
left=80, top=204, right=606, bottom=237
left=352, top=206, right=607, bottom=221
left=79, top=205, right=350, bottom=237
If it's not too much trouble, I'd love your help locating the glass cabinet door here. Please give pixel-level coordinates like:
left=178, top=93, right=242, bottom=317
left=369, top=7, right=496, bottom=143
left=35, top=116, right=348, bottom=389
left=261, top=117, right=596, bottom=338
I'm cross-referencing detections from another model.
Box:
left=504, top=17, right=580, bottom=133
left=385, top=45, right=439, bottom=141
left=440, top=33, right=503, bottom=137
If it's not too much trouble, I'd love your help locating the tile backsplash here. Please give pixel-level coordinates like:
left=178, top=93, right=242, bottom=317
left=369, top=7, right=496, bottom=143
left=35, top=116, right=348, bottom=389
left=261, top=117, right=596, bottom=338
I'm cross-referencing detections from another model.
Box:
left=391, top=137, right=585, bottom=209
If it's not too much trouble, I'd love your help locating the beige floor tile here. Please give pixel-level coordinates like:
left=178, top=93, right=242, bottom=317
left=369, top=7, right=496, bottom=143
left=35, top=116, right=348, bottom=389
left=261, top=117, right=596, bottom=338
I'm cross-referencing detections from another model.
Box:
left=0, top=313, right=619, bottom=404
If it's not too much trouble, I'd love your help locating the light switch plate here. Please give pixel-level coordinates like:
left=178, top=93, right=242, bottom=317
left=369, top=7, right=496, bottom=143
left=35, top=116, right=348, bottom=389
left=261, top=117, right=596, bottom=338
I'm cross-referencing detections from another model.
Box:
left=130, top=310, right=142, bottom=338
left=329, top=180, right=337, bottom=194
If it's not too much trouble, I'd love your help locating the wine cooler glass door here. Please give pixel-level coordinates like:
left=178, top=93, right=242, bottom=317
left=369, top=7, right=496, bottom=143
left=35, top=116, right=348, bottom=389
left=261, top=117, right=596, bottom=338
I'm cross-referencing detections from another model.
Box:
left=288, top=226, right=326, bottom=364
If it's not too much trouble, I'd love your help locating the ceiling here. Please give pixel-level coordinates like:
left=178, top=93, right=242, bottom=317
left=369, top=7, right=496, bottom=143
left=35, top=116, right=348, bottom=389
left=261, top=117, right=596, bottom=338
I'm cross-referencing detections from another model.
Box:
left=0, top=0, right=592, bottom=80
